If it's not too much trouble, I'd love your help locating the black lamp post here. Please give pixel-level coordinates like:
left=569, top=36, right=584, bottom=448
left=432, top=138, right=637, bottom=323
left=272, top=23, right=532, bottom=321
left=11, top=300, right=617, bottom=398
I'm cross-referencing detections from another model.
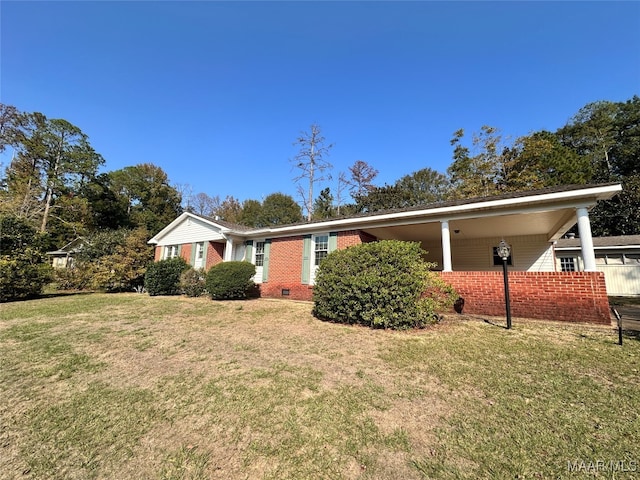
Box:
left=497, top=239, right=512, bottom=330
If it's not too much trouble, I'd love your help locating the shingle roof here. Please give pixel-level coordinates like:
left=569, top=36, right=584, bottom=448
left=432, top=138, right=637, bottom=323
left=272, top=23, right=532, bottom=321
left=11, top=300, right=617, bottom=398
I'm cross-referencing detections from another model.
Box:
left=191, top=182, right=621, bottom=234
left=556, top=235, right=640, bottom=248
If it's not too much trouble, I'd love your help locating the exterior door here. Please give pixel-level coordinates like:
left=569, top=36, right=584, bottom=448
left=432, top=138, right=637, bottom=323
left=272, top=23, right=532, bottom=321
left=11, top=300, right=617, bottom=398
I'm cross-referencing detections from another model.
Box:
left=194, top=242, right=205, bottom=269
left=253, top=241, right=265, bottom=283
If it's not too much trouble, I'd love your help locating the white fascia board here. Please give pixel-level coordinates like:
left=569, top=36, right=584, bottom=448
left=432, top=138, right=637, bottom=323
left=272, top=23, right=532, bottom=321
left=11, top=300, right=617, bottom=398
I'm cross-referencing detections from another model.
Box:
left=556, top=245, right=640, bottom=251
left=242, top=184, right=622, bottom=238
left=148, top=212, right=231, bottom=244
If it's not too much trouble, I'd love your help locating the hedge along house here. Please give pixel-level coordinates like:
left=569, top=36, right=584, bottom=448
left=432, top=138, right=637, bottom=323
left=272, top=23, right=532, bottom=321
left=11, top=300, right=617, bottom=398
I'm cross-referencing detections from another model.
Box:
left=148, top=183, right=622, bottom=324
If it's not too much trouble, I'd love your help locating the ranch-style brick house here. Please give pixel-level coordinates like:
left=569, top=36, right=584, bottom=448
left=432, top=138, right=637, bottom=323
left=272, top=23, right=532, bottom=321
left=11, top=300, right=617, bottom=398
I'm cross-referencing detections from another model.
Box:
left=149, top=183, right=622, bottom=324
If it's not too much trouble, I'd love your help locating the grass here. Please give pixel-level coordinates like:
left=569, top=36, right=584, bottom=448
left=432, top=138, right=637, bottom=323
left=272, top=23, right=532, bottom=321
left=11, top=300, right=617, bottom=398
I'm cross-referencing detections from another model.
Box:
left=0, top=293, right=639, bottom=479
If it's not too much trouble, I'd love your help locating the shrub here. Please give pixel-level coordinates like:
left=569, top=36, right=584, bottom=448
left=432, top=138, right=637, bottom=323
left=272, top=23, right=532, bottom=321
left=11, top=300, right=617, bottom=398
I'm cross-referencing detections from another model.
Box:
left=205, top=261, right=256, bottom=300
left=0, top=215, right=53, bottom=302
left=312, top=240, right=457, bottom=329
left=62, top=228, right=154, bottom=293
left=144, top=257, right=190, bottom=296
left=53, top=265, right=94, bottom=291
left=180, top=268, right=206, bottom=297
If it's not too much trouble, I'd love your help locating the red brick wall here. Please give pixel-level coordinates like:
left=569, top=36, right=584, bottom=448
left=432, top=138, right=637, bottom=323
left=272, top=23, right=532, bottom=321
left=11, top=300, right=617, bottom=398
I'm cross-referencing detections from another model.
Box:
left=154, top=246, right=162, bottom=261
left=205, top=241, right=224, bottom=269
left=440, top=271, right=611, bottom=324
left=268, top=236, right=304, bottom=283
left=259, top=230, right=373, bottom=301
left=259, top=283, right=314, bottom=301
left=180, top=243, right=192, bottom=264
left=337, top=230, right=376, bottom=249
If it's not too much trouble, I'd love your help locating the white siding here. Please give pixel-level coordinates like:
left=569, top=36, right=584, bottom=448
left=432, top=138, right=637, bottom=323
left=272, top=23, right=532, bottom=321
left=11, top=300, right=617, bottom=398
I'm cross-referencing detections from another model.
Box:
left=157, top=217, right=225, bottom=246
left=232, top=242, right=246, bottom=261
left=599, top=266, right=640, bottom=296
left=557, top=251, right=640, bottom=296
left=446, top=234, right=555, bottom=272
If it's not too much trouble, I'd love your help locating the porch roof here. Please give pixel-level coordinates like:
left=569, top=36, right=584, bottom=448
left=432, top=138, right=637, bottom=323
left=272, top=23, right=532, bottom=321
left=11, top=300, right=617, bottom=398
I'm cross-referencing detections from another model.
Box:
left=149, top=183, right=621, bottom=245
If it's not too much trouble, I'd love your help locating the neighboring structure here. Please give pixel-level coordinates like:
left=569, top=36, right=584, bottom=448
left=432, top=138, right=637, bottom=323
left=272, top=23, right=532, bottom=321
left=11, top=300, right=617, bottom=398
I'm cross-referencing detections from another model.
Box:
left=149, top=183, right=622, bottom=324
left=46, top=238, right=84, bottom=268
left=555, top=235, right=640, bottom=297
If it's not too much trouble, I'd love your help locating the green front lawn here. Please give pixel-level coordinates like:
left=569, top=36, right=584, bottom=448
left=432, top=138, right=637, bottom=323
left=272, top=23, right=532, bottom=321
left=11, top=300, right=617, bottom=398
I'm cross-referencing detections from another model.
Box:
left=1, top=294, right=638, bottom=479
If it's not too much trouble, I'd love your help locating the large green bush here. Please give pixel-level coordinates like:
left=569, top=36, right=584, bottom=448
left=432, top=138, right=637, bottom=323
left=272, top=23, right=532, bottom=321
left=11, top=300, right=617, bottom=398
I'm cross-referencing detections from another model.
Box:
left=144, top=257, right=190, bottom=296
left=312, top=240, right=456, bottom=329
left=205, top=261, right=256, bottom=300
left=0, top=215, right=53, bottom=302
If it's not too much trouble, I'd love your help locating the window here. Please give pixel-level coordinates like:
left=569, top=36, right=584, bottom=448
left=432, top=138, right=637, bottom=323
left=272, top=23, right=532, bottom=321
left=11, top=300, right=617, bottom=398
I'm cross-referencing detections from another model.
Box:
left=195, top=242, right=204, bottom=260
left=625, top=254, right=640, bottom=265
left=255, top=241, right=265, bottom=266
left=165, top=245, right=179, bottom=259
left=560, top=257, right=576, bottom=272
left=492, top=246, right=512, bottom=266
left=314, top=235, right=329, bottom=266
left=606, top=254, right=624, bottom=265
left=596, top=254, right=625, bottom=265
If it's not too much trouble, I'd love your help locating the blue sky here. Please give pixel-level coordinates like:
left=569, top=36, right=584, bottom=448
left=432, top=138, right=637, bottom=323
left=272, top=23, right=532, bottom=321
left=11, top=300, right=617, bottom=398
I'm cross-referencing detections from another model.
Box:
left=2, top=1, right=639, bottom=205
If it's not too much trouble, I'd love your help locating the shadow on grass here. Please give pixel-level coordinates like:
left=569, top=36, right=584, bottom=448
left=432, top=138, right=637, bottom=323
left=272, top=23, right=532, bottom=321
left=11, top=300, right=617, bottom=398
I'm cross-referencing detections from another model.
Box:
left=41, top=291, right=97, bottom=298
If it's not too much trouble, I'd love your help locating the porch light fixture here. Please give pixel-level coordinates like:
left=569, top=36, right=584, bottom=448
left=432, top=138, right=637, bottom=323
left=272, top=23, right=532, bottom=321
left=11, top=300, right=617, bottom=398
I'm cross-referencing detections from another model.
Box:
left=497, top=239, right=512, bottom=330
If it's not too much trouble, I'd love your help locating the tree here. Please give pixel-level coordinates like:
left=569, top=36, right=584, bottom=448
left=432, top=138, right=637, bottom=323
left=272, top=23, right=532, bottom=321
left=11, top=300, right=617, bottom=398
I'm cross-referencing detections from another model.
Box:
left=312, top=187, right=335, bottom=220
left=394, top=167, right=450, bottom=204
left=90, top=228, right=154, bottom=292
left=0, top=103, right=24, bottom=153
left=499, top=131, right=591, bottom=192
left=447, top=126, right=505, bottom=198
left=190, top=192, right=220, bottom=217
left=590, top=174, right=640, bottom=236
left=239, top=199, right=262, bottom=227
left=334, top=171, right=351, bottom=216
left=347, top=160, right=378, bottom=199
left=259, top=192, right=302, bottom=226
left=78, top=173, right=130, bottom=231
left=291, top=124, right=333, bottom=221
left=214, top=195, right=242, bottom=223
left=109, top=163, right=182, bottom=234
left=557, top=101, right=618, bottom=180
left=355, top=168, right=449, bottom=213
left=0, top=214, right=52, bottom=302
left=610, top=96, right=640, bottom=177
left=555, top=96, right=640, bottom=234
left=4, top=113, right=105, bottom=233
left=57, top=228, right=154, bottom=292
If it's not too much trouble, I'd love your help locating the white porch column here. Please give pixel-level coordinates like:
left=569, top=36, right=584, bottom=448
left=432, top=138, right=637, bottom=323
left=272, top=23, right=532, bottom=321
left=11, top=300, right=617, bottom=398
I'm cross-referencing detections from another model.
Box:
left=223, top=237, right=234, bottom=262
left=441, top=220, right=453, bottom=272
left=576, top=207, right=596, bottom=272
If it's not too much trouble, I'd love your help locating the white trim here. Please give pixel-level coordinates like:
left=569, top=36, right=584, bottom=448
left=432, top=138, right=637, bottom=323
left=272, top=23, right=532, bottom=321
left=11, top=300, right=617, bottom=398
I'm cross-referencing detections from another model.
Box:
left=441, top=220, right=452, bottom=272
left=223, top=237, right=234, bottom=262
left=576, top=207, right=596, bottom=272
left=309, top=233, right=329, bottom=286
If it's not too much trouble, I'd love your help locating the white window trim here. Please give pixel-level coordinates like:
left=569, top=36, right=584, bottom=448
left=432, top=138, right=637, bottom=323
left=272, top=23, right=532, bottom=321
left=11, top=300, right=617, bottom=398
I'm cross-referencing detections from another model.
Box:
left=164, top=245, right=179, bottom=259
left=310, top=233, right=329, bottom=285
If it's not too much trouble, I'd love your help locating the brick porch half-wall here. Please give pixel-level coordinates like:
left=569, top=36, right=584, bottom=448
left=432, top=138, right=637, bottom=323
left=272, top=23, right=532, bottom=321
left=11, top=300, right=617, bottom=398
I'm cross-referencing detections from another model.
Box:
left=440, top=271, right=611, bottom=324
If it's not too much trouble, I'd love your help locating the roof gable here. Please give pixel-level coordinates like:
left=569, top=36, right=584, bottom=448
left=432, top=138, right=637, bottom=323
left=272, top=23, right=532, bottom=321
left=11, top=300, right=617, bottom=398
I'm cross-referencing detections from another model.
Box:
left=148, top=212, right=230, bottom=245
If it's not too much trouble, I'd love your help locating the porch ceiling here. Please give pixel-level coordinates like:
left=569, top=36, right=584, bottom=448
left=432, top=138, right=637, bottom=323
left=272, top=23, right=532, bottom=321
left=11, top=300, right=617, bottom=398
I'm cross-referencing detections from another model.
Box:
left=361, top=208, right=577, bottom=243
